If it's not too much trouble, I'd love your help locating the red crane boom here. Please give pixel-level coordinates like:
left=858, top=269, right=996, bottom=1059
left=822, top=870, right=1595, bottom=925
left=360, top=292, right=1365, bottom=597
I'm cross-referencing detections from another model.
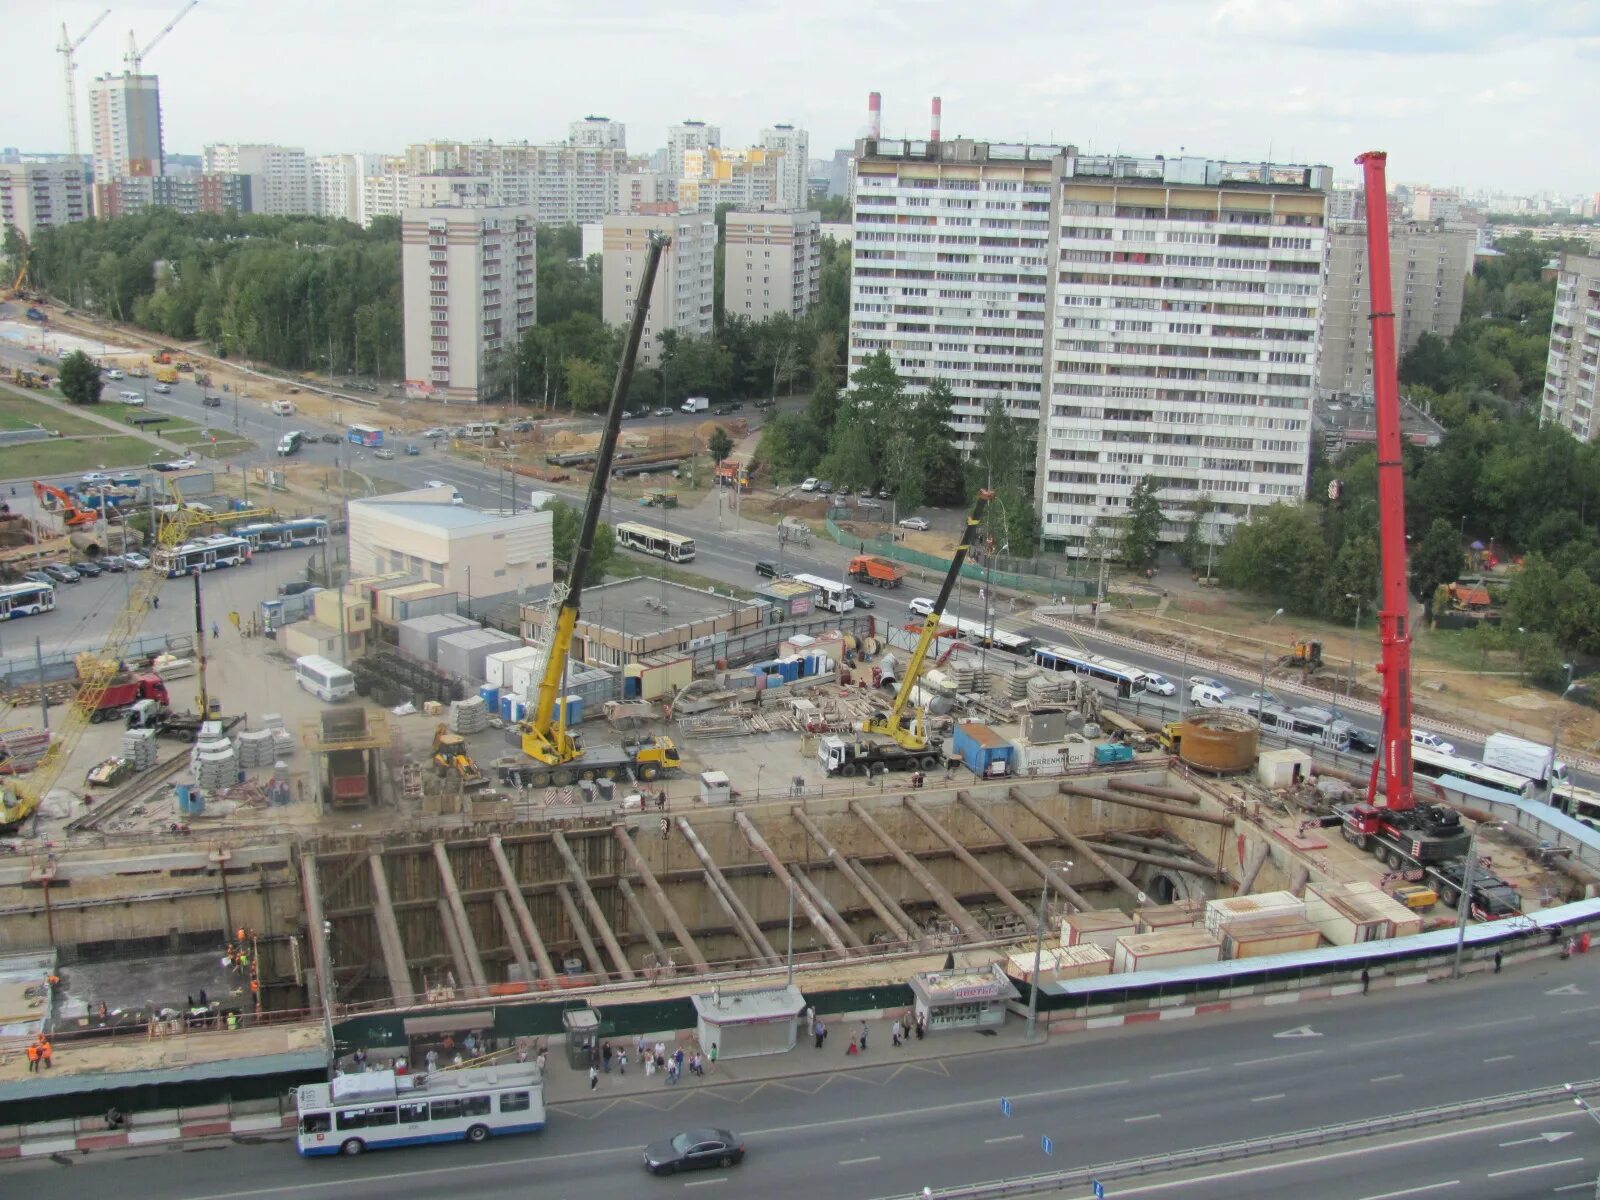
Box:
left=1357, top=150, right=1416, bottom=812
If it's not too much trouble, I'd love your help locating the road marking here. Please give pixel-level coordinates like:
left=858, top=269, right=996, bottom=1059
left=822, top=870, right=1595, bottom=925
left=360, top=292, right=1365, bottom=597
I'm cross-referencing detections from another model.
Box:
left=1481, top=1054, right=1514, bottom=1063
left=1124, top=1114, right=1162, bottom=1123
left=1371, top=1074, right=1406, bottom=1083
left=1250, top=1093, right=1287, bottom=1103
left=839, top=1156, right=881, bottom=1165
left=1556, top=1183, right=1597, bottom=1192
left=1354, top=1183, right=1460, bottom=1200
left=682, top=1180, right=728, bottom=1189
left=1500, top=1132, right=1573, bottom=1147
left=1559, top=1004, right=1600, bottom=1015
left=1233, top=1049, right=1324, bottom=1067
left=1485, top=1157, right=1585, bottom=1179
left=984, top=1135, right=1024, bottom=1144
left=1546, top=984, right=1585, bottom=996
left=1150, top=1068, right=1210, bottom=1080
left=1272, top=1024, right=1323, bottom=1039
left=1351, top=1031, right=1433, bottom=1049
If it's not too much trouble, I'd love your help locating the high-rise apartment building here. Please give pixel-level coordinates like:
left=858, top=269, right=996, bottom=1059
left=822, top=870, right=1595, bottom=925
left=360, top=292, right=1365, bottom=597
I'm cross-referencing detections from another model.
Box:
left=1411, top=188, right=1462, bottom=223
left=401, top=206, right=537, bottom=403
left=88, top=73, right=164, bottom=212
left=311, top=154, right=359, bottom=223
left=849, top=137, right=1061, bottom=453
left=406, top=173, right=495, bottom=209
left=402, top=139, right=632, bottom=225
left=570, top=116, right=625, bottom=148
left=355, top=155, right=409, bottom=227
left=760, top=125, right=810, bottom=209
left=1542, top=253, right=1600, bottom=441
left=665, top=121, right=720, bottom=178
left=0, top=162, right=89, bottom=240
left=1038, top=153, right=1330, bottom=554
left=724, top=209, right=822, bottom=321
left=600, top=212, right=716, bottom=365
left=677, top=147, right=780, bottom=214
left=202, top=144, right=313, bottom=215
left=610, top=170, right=674, bottom=214
left=1319, top=220, right=1476, bottom=394
left=97, top=173, right=251, bottom=218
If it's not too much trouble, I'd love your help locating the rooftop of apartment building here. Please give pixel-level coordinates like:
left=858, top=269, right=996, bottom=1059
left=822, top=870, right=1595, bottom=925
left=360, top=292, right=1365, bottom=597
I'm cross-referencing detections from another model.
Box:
left=855, top=136, right=1070, bottom=165
left=1316, top=391, right=1447, bottom=450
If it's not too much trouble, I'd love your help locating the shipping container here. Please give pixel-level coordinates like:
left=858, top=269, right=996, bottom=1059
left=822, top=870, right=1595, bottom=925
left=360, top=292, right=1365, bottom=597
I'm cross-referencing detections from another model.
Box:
left=1007, top=943, right=1113, bottom=983
left=484, top=645, right=541, bottom=690
left=953, top=721, right=1015, bottom=778
left=1061, top=910, right=1137, bottom=951
left=393, top=590, right=459, bottom=623
left=1204, top=891, right=1307, bottom=937
left=1013, top=737, right=1093, bottom=777
left=1222, top=916, right=1323, bottom=960
left=437, top=627, right=522, bottom=682
left=278, top=619, right=341, bottom=662
left=1303, top=881, right=1424, bottom=945
left=1133, top=899, right=1207, bottom=934
left=397, top=612, right=478, bottom=664
left=1112, top=928, right=1224, bottom=974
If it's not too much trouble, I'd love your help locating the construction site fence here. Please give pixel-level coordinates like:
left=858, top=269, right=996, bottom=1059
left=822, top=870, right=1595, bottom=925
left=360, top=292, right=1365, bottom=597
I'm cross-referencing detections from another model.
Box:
left=0, top=630, right=197, bottom=691
left=824, top=520, right=1097, bottom=600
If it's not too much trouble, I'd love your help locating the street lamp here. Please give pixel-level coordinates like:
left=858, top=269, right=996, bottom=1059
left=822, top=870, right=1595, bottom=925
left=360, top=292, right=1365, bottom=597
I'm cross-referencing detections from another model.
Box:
left=1562, top=1084, right=1600, bottom=1200
left=1452, top=820, right=1504, bottom=979
left=1551, top=669, right=1577, bottom=810
left=1025, top=859, right=1072, bottom=1042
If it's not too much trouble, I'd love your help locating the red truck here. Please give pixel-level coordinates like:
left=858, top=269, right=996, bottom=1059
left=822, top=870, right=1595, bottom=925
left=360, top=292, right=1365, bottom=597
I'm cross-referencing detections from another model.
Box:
left=848, top=554, right=906, bottom=589
left=84, top=674, right=170, bottom=723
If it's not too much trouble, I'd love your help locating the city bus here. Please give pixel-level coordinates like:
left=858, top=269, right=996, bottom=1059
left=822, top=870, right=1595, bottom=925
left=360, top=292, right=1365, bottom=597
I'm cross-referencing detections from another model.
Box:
left=615, top=522, right=696, bottom=563
left=1411, top=745, right=1535, bottom=800
left=1031, top=645, right=1149, bottom=698
left=154, top=534, right=252, bottom=577
left=0, top=582, right=55, bottom=620
left=790, top=572, right=856, bottom=614
left=949, top=615, right=1034, bottom=656
left=238, top=518, right=330, bottom=552
left=347, top=424, right=385, bottom=448
left=294, top=1063, right=544, bottom=1157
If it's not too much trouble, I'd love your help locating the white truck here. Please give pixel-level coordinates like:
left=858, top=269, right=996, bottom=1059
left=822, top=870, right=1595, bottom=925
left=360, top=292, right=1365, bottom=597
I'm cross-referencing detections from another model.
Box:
left=680, top=396, right=710, bottom=414
left=1483, top=732, right=1567, bottom=790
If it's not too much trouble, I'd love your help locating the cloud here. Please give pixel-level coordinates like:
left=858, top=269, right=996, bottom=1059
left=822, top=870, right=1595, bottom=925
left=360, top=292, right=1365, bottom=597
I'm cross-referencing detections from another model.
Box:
left=1210, top=0, right=1600, bottom=54
left=1471, top=80, right=1537, bottom=103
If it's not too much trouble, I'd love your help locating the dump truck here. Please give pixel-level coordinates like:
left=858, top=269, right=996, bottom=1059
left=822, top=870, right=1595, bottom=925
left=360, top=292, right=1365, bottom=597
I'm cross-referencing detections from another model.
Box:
left=155, top=366, right=179, bottom=384
left=85, top=673, right=169, bottom=723
left=848, top=555, right=907, bottom=589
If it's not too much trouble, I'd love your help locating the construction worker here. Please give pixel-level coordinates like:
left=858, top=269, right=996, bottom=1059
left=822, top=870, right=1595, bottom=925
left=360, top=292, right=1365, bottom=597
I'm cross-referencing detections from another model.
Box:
left=39, top=1037, right=52, bottom=1069
left=25, top=1042, right=38, bottom=1073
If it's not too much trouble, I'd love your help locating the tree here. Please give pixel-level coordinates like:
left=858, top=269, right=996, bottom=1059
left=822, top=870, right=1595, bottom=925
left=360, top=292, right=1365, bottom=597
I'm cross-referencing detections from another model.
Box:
left=1217, top=503, right=1332, bottom=616
left=539, top=500, right=615, bottom=586
left=563, top=357, right=608, bottom=413
left=1120, top=476, right=1164, bottom=569
left=708, top=426, right=734, bottom=464
left=1325, top=534, right=1378, bottom=624
left=1179, top=497, right=1217, bottom=573
left=755, top=412, right=826, bottom=483
left=1410, top=518, right=1464, bottom=605
left=57, top=350, right=103, bottom=405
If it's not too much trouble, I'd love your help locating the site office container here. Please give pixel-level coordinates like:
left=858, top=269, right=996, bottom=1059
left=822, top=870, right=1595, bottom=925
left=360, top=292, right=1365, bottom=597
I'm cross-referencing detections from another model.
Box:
left=1061, top=910, right=1137, bottom=952
left=1112, top=929, right=1224, bottom=974
left=484, top=645, right=542, bottom=690
left=1303, top=881, right=1424, bottom=945
left=397, top=612, right=478, bottom=664
left=1203, top=891, right=1306, bottom=938
left=436, top=627, right=521, bottom=682
left=953, top=721, right=1014, bottom=778
left=1134, top=899, right=1207, bottom=934
left=1006, top=943, right=1113, bottom=983
left=1222, top=916, right=1324, bottom=960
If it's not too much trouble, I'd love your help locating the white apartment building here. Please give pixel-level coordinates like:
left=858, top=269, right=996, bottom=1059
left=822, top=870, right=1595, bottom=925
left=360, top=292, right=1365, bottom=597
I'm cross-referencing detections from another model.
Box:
left=202, top=144, right=313, bottom=215
left=406, top=173, right=495, bottom=209
left=724, top=209, right=821, bottom=321
left=611, top=170, right=674, bottom=214
left=666, top=121, right=720, bottom=178
left=401, top=206, right=537, bottom=403
left=311, top=154, right=359, bottom=223
left=355, top=155, right=409, bottom=227
left=601, top=212, right=716, bottom=365
left=1411, top=188, right=1463, bottom=223
left=0, top=162, right=89, bottom=240
left=1319, top=220, right=1476, bottom=395
left=850, top=137, right=1061, bottom=453
left=678, top=146, right=780, bottom=214
left=1542, top=254, right=1600, bottom=441
left=403, top=140, right=632, bottom=225
left=570, top=116, right=625, bottom=148
left=88, top=73, right=163, bottom=211
left=1038, top=153, right=1331, bottom=555
left=761, top=124, right=810, bottom=209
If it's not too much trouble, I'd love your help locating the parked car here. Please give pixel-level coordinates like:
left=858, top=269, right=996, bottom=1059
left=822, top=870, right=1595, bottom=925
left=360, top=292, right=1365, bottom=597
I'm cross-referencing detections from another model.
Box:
left=1412, top=730, right=1455, bottom=755
left=152, top=383, right=172, bottom=394
left=121, top=551, right=151, bottom=570
left=510, top=420, right=534, bottom=432
left=279, top=580, right=316, bottom=597
left=74, top=559, right=103, bottom=578
left=898, top=516, right=930, bottom=531
left=858, top=497, right=881, bottom=510
left=817, top=480, right=834, bottom=494
left=105, top=368, right=124, bottom=380
left=21, top=570, right=54, bottom=586
left=651, top=407, right=673, bottom=418
left=118, top=391, right=144, bottom=404
left=319, top=432, right=341, bottom=444
left=42, top=563, right=80, bottom=584
left=1143, top=673, right=1177, bottom=697
left=800, top=478, right=818, bottom=492
left=754, top=560, right=782, bottom=579
left=373, top=447, right=394, bottom=459
left=643, top=1128, right=745, bottom=1176
left=100, top=555, right=125, bottom=572
left=878, top=488, right=892, bottom=500
left=753, top=398, right=776, bottom=410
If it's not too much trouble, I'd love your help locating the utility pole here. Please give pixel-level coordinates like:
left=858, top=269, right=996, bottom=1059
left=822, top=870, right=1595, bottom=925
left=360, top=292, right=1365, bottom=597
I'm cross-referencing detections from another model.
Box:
left=194, top=570, right=209, bottom=717
left=35, top=637, right=47, bottom=730
left=785, top=877, right=795, bottom=987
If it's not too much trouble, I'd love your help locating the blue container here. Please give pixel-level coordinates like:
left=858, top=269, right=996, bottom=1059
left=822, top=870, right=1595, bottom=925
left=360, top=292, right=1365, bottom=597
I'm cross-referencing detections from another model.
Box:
left=506, top=697, right=527, bottom=723
left=499, top=694, right=515, bottom=722
left=1094, top=742, right=1134, bottom=765
left=174, top=784, right=192, bottom=815
left=189, top=791, right=206, bottom=815
left=480, top=685, right=500, bottom=708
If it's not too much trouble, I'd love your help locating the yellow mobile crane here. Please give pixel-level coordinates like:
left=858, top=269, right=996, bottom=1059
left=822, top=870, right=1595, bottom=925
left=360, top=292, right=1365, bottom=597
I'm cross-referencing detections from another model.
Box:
left=509, top=234, right=681, bottom=789
left=817, top=489, right=993, bottom=777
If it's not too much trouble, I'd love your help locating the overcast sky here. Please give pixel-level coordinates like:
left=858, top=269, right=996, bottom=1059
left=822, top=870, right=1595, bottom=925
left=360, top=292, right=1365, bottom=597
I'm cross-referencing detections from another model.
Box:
left=9, top=0, right=1598, bottom=194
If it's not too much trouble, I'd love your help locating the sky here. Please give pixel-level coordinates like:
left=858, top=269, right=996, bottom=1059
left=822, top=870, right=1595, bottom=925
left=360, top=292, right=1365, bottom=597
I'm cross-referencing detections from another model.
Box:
left=7, top=0, right=1599, bottom=195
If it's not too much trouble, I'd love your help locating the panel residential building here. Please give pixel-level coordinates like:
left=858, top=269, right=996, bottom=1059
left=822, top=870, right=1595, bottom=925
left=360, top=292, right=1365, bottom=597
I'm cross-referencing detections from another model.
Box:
left=402, top=206, right=537, bottom=403
left=1038, top=153, right=1330, bottom=554
left=677, top=146, right=780, bottom=214
left=610, top=170, right=674, bottom=214
left=849, top=137, right=1062, bottom=453
left=666, top=121, right=720, bottom=178
left=88, top=73, right=164, bottom=212
left=570, top=116, right=625, bottom=148
left=0, top=162, right=89, bottom=240
left=202, top=144, right=313, bottom=215
left=355, top=154, right=409, bottom=227
left=1542, top=253, right=1600, bottom=441
left=601, top=212, right=716, bottom=365
left=761, top=124, right=810, bottom=209
left=311, top=154, right=359, bottom=222
left=1319, top=220, right=1476, bottom=395
left=724, top=209, right=821, bottom=321
left=402, top=139, right=631, bottom=225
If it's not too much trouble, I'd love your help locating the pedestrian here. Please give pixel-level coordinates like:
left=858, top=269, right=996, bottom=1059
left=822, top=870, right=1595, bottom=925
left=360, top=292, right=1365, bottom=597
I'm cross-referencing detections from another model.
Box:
left=645, top=1053, right=656, bottom=1078
left=589, top=1064, right=598, bottom=1091
left=199, top=988, right=208, bottom=1007
left=814, top=1019, right=824, bottom=1050
left=465, top=1032, right=478, bottom=1057
left=708, top=1043, right=717, bottom=1068
left=1493, top=949, right=1503, bottom=974
left=226, top=1011, right=238, bottom=1031
left=210, top=621, right=219, bottom=640
left=654, top=1040, right=666, bottom=1065
left=674, top=1047, right=685, bottom=1073
left=618, top=1049, right=628, bottom=1075
left=666, top=1059, right=678, bottom=1086
left=859, top=1021, right=868, bottom=1051
left=804, top=1004, right=815, bottom=1028
left=426, top=1048, right=439, bottom=1072
left=536, top=1049, right=547, bottom=1075
left=25, top=1042, right=38, bottom=1073
left=847, top=1037, right=859, bottom=1056
left=602, top=1041, right=613, bottom=1073
left=892, top=1019, right=903, bottom=1048
left=1360, top=967, right=1370, bottom=995
left=916, top=1013, right=926, bottom=1040
left=353, top=1047, right=367, bottom=1069
left=636, top=1034, right=648, bottom=1060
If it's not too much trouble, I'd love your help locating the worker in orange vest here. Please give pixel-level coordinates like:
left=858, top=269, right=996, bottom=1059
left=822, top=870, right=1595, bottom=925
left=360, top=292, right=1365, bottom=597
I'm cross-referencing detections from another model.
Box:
left=39, top=1038, right=53, bottom=1069
left=25, top=1043, right=38, bottom=1073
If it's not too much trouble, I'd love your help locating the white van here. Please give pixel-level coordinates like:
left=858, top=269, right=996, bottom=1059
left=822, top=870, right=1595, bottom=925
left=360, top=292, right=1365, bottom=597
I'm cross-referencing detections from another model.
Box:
left=119, top=390, right=144, bottom=404
left=271, top=399, right=296, bottom=416
left=1189, top=682, right=1231, bottom=708
left=295, top=654, right=355, bottom=702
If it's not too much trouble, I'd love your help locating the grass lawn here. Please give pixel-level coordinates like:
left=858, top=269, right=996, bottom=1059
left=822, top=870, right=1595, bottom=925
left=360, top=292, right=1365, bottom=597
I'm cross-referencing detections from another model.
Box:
left=96, top=401, right=199, bottom=434
left=166, top=428, right=254, bottom=456
left=0, top=435, right=157, bottom=478
left=0, top=388, right=120, bottom=437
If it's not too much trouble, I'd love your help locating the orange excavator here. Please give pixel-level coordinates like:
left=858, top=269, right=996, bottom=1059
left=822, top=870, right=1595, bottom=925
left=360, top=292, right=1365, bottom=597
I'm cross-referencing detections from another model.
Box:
left=32, top=480, right=99, bottom=528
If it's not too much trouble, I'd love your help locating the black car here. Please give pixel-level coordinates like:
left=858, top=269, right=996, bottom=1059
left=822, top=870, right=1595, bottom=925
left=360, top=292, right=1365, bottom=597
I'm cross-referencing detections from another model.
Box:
left=753, top=398, right=776, bottom=410
left=202, top=393, right=223, bottom=408
left=75, top=559, right=103, bottom=577
left=320, top=432, right=342, bottom=444
left=279, top=580, right=316, bottom=597
left=853, top=592, right=876, bottom=609
left=149, top=461, right=178, bottom=473
left=754, top=560, right=782, bottom=579
left=1346, top=727, right=1379, bottom=753
left=643, top=1128, right=744, bottom=1176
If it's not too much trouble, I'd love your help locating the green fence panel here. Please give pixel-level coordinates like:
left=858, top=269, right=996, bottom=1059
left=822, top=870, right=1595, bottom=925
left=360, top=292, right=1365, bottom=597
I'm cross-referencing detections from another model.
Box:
left=824, top=521, right=1096, bottom=599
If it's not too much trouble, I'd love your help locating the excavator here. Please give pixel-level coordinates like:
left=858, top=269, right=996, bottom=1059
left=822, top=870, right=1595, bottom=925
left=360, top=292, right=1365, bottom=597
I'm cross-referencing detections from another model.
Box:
left=818, top=489, right=993, bottom=777
left=33, top=480, right=99, bottom=528
left=432, top=724, right=488, bottom=790
left=508, top=233, right=681, bottom=789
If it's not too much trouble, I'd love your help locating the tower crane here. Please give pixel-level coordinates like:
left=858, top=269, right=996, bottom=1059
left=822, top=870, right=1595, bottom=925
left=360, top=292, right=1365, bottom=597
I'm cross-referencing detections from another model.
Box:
left=124, top=0, right=198, bottom=74
left=58, top=9, right=111, bottom=168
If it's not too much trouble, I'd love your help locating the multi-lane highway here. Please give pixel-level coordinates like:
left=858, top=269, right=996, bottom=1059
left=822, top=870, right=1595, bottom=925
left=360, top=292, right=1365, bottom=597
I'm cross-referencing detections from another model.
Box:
left=6, top=959, right=1600, bottom=1199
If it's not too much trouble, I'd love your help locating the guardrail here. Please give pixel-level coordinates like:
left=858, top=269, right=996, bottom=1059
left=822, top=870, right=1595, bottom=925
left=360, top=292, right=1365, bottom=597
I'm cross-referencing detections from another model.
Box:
left=874, top=1078, right=1600, bottom=1199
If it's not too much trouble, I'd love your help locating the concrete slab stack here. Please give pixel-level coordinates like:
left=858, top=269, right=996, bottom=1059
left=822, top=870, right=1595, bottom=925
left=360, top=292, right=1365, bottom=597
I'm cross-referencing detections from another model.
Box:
left=191, top=736, right=239, bottom=790
left=450, top=696, right=490, bottom=734
left=120, top=728, right=158, bottom=770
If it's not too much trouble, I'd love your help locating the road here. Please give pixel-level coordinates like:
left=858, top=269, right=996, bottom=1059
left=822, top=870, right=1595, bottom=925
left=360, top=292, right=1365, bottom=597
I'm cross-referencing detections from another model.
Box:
left=7, top=958, right=1600, bottom=1199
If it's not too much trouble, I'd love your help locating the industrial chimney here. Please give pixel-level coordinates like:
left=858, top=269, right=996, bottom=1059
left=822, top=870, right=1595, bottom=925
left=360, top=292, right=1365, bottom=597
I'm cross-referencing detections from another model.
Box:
left=931, top=96, right=942, bottom=142
left=868, top=91, right=882, bottom=139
